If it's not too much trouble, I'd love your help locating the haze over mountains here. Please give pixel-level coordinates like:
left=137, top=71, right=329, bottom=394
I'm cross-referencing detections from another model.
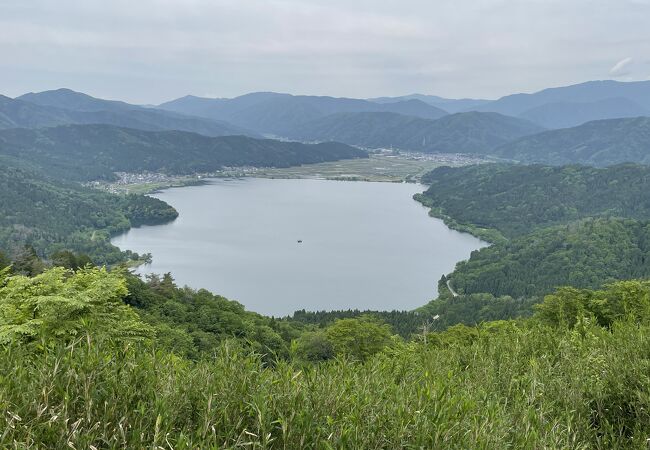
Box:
left=496, top=117, right=650, bottom=166
left=473, top=80, right=650, bottom=128
left=2, top=79, right=650, bottom=169
left=368, top=94, right=491, bottom=113
left=0, top=89, right=254, bottom=137
left=285, top=111, right=543, bottom=155
left=158, top=92, right=449, bottom=136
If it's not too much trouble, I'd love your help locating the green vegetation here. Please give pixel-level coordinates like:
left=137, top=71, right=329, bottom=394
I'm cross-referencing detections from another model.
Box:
left=0, top=158, right=177, bottom=264
left=4, top=263, right=650, bottom=447
left=123, top=272, right=299, bottom=360
left=286, top=111, right=543, bottom=154
left=6, top=86, right=650, bottom=446
left=0, top=267, right=150, bottom=344
left=0, top=124, right=368, bottom=182
left=496, top=117, right=650, bottom=166
left=450, top=217, right=650, bottom=297
left=420, top=163, right=650, bottom=239
left=418, top=163, right=650, bottom=314
left=290, top=309, right=432, bottom=338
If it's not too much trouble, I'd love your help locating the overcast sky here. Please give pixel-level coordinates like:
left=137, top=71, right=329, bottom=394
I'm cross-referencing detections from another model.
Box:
left=1, top=0, right=649, bottom=104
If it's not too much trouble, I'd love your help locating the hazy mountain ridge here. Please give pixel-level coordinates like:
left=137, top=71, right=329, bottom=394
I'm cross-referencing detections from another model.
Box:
left=518, top=97, right=649, bottom=129
left=2, top=89, right=256, bottom=137
left=473, top=80, right=650, bottom=115
left=368, top=94, right=491, bottom=113
left=0, top=124, right=368, bottom=182
left=159, top=92, right=448, bottom=135
left=287, top=110, right=544, bottom=154
left=496, top=116, right=650, bottom=165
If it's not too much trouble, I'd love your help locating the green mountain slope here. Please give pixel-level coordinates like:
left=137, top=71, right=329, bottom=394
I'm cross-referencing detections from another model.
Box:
left=496, top=117, right=650, bottom=165
left=0, top=124, right=367, bottom=181
left=419, top=163, right=650, bottom=240
left=0, top=157, right=177, bottom=263
left=288, top=111, right=543, bottom=154
left=3, top=90, right=253, bottom=137
left=449, top=217, right=650, bottom=298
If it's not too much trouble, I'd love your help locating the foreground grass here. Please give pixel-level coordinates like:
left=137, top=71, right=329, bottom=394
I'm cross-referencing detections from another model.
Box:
left=2, top=320, right=649, bottom=448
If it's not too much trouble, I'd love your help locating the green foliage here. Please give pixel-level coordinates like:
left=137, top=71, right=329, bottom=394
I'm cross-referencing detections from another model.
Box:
left=0, top=158, right=177, bottom=263
left=290, top=308, right=430, bottom=338
left=419, top=291, right=538, bottom=331
left=123, top=272, right=297, bottom=359
left=0, top=124, right=368, bottom=182
left=9, top=245, right=46, bottom=276
left=0, top=267, right=150, bottom=344
left=535, top=280, right=650, bottom=328
left=3, top=289, right=650, bottom=447
left=287, top=111, right=542, bottom=154
left=3, top=272, right=650, bottom=447
left=0, top=250, right=10, bottom=270
left=325, top=315, right=394, bottom=361
left=496, top=116, right=650, bottom=166
left=50, top=250, right=93, bottom=270
left=420, top=163, right=650, bottom=239
left=451, top=217, right=650, bottom=298
left=292, top=330, right=335, bottom=362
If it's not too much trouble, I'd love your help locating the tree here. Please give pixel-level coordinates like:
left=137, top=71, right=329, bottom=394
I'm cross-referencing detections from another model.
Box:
left=11, top=245, right=46, bottom=277
left=293, top=330, right=335, bottom=362
left=0, top=267, right=151, bottom=344
left=51, top=250, right=93, bottom=270
left=0, top=251, right=10, bottom=271
left=325, top=315, right=393, bottom=361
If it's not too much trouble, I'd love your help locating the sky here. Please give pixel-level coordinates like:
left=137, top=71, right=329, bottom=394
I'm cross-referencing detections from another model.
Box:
left=1, top=0, right=650, bottom=104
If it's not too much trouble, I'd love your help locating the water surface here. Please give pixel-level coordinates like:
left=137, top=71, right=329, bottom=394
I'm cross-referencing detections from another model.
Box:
left=112, top=178, right=485, bottom=316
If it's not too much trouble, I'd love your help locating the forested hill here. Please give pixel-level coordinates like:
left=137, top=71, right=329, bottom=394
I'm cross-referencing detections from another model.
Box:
left=495, top=116, right=650, bottom=166
left=418, top=163, right=650, bottom=240
left=0, top=157, right=177, bottom=264
left=286, top=111, right=543, bottom=154
left=0, top=92, right=253, bottom=137
left=449, top=217, right=650, bottom=298
left=0, top=124, right=367, bottom=181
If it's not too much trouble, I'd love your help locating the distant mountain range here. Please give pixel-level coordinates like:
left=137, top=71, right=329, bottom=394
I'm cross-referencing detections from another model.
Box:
left=368, top=94, right=491, bottom=113
left=474, top=80, right=650, bottom=128
left=495, top=117, right=650, bottom=166
left=0, top=124, right=367, bottom=181
left=157, top=80, right=650, bottom=136
left=158, top=92, right=448, bottom=136
left=2, top=81, right=650, bottom=168
left=1, top=89, right=254, bottom=137
left=286, top=111, right=544, bottom=155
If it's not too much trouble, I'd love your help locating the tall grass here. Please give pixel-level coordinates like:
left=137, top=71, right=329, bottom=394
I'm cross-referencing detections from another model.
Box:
left=2, top=321, right=650, bottom=448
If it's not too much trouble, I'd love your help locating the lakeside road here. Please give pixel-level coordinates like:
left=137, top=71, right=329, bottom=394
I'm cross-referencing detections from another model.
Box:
left=446, top=278, right=459, bottom=297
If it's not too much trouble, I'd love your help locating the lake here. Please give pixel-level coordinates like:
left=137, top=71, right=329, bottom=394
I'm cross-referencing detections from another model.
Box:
left=112, top=178, right=486, bottom=316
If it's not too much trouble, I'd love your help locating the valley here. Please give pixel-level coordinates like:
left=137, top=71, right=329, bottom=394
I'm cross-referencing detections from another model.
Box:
left=4, top=77, right=650, bottom=447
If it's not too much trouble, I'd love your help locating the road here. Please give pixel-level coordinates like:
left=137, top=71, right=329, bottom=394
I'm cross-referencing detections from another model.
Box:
left=446, top=279, right=459, bottom=297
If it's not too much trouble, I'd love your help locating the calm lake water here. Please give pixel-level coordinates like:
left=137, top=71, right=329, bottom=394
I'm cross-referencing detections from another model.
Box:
left=112, top=178, right=486, bottom=316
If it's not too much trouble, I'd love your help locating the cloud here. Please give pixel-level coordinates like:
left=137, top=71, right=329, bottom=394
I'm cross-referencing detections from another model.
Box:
left=1, top=0, right=650, bottom=102
left=609, top=57, right=634, bottom=77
